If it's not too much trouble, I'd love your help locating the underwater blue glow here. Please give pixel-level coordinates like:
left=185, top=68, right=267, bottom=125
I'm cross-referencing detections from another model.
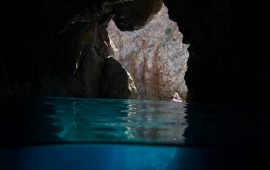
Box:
left=1, top=97, right=270, bottom=170
left=1, top=144, right=208, bottom=170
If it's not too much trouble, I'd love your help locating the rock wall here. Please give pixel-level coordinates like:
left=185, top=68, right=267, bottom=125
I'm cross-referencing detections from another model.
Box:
left=3, top=0, right=267, bottom=103
left=164, top=0, right=270, bottom=103
left=99, top=57, right=138, bottom=99
left=107, top=5, right=189, bottom=100
left=0, top=0, right=162, bottom=98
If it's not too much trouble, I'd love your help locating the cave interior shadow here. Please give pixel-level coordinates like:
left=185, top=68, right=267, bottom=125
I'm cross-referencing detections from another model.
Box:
left=177, top=102, right=270, bottom=170
left=0, top=97, right=64, bottom=147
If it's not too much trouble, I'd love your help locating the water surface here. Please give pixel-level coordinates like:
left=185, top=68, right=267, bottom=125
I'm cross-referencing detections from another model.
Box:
left=0, top=97, right=188, bottom=145
left=1, top=97, right=270, bottom=170
left=1, top=97, right=270, bottom=146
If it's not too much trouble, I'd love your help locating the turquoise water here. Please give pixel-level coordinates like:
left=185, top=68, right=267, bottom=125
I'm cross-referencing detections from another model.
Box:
left=51, top=98, right=187, bottom=144
left=1, top=97, right=188, bottom=145
left=1, top=97, right=270, bottom=170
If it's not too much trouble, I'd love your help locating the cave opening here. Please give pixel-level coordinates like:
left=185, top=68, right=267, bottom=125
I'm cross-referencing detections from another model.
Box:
left=107, top=4, right=189, bottom=101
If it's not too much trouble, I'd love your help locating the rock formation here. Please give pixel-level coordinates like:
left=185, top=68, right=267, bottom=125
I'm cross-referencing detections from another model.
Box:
left=163, top=0, right=270, bottom=103
left=1, top=0, right=269, bottom=103
left=99, top=57, right=138, bottom=99
left=107, top=5, right=189, bottom=100
left=0, top=0, right=162, bottom=98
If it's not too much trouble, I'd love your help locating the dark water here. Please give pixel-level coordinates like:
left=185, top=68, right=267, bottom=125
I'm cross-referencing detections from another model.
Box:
left=1, top=97, right=270, bottom=170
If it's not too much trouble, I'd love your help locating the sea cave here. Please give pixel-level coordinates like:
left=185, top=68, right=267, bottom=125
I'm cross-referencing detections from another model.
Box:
left=1, top=0, right=270, bottom=170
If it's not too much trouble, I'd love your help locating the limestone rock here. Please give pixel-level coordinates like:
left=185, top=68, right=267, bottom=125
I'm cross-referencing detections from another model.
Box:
left=107, top=5, right=189, bottom=100
left=126, top=71, right=138, bottom=99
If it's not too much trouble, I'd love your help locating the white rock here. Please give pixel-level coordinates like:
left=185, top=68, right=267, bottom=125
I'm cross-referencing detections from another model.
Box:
left=107, top=5, right=189, bottom=100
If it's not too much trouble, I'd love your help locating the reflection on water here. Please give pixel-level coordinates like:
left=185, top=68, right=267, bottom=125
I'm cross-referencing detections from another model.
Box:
left=0, top=97, right=188, bottom=145
left=123, top=100, right=187, bottom=143
left=52, top=98, right=188, bottom=144
left=1, top=98, right=270, bottom=170
left=1, top=97, right=270, bottom=146
left=0, top=98, right=64, bottom=145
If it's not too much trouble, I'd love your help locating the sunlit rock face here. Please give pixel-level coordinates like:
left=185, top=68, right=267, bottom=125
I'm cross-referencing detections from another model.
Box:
left=107, top=5, right=189, bottom=100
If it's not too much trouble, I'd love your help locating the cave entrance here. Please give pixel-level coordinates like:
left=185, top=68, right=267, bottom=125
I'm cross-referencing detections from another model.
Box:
left=107, top=4, right=189, bottom=101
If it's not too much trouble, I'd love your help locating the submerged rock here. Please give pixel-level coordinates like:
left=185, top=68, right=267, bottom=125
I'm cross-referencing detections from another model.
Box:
left=107, top=5, right=189, bottom=100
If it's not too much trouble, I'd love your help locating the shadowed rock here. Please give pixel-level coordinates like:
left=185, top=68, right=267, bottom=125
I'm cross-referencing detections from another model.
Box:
left=99, top=57, right=137, bottom=99
left=164, top=0, right=270, bottom=103
left=0, top=0, right=162, bottom=98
